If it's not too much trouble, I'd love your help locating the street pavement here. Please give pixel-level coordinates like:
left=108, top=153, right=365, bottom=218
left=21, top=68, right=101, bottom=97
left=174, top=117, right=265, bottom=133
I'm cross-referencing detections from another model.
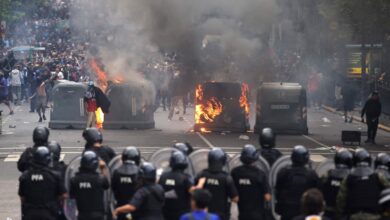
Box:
left=0, top=103, right=390, bottom=219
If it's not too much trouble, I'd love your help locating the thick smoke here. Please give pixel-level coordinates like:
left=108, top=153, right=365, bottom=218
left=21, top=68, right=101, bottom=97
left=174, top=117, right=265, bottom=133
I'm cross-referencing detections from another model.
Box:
left=70, top=0, right=278, bottom=90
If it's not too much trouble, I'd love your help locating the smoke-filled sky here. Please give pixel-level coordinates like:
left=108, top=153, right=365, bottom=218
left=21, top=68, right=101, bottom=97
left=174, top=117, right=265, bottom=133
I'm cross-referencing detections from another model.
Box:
left=70, top=0, right=279, bottom=86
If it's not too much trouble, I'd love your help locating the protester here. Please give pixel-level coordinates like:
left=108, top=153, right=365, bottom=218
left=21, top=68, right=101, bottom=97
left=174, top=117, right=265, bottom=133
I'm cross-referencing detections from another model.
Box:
left=292, top=188, right=330, bottom=220
left=361, top=91, right=382, bottom=144
left=180, top=189, right=220, bottom=220
left=0, top=71, right=14, bottom=114
left=10, top=65, right=23, bottom=105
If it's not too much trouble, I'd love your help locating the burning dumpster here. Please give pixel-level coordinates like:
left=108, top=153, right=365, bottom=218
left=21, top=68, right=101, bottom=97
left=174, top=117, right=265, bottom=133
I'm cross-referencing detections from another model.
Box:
left=104, top=82, right=155, bottom=129
left=194, top=82, right=249, bottom=132
left=254, top=82, right=308, bottom=134
left=49, top=82, right=87, bottom=129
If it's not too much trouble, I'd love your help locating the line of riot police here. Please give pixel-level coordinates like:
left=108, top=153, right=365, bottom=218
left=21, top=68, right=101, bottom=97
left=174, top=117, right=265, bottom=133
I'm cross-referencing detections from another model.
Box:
left=16, top=126, right=390, bottom=220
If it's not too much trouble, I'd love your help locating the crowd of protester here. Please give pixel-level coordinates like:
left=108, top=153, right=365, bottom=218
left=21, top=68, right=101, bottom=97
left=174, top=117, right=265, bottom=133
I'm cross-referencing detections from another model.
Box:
left=15, top=126, right=390, bottom=220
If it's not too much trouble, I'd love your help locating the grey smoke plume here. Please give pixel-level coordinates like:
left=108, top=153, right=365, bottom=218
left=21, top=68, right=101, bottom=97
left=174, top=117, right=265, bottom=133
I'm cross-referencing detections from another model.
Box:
left=70, top=0, right=279, bottom=89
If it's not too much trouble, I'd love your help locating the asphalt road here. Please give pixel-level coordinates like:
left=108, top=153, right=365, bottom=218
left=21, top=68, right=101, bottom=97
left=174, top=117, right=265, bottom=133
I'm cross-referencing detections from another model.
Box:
left=1, top=103, right=390, bottom=219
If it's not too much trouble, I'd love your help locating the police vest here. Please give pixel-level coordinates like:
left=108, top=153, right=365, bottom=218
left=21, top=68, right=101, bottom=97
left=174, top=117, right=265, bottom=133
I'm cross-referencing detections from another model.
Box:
left=159, top=171, right=192, bottom=213
left=323, top=168, right=349, bottom=208
left=346, top=172, right=383, bottom=214
left=112, top=164, right=139, bottom=206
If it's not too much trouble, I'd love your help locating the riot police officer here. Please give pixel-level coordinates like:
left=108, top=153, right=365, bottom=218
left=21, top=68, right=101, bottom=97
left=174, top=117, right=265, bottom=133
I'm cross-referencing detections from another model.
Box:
left=47, top=141, right=67, bottom=220
left=159, top=150, right=193, bottom=220
left=275, top=145, right=321, bottom=220
left=70, top=151, right=110, bottom=220
left=321, top=148, right=353, bottom=219
left=82, top=127, right=116, bottom=165
left=375, top=153, right=390, bottom=181
left=258, top=127, right=282, bottom=166
left=337, top=148, right=390, bottom=220
left=113, top=162, right=165, bottom=220
left=195, top=147, right=239, bottom=220
left=18, top=126, right=50, bottom=172
left=173, top=142, right=194, bottom=156
left=19, top=146, right=67, bottom=220
left=231, top=144, right=271, bottom=220
left=111, top=147, right=141, bottom=220
left=48, top=141, right=67, bottom=179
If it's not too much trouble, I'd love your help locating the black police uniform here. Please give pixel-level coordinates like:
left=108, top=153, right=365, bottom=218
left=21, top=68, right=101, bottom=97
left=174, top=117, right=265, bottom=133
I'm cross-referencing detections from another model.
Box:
left=322, top=167, right=350, bottom=219
left=70, top=169, right=110, bottom=220
left=259, top=148, right=282, bottom=167
left=111, top=163, right=140, bottom=220
left=342, top=168, right=386, bottom=217
left=19, top=164, right=66, bottom=220
left=85, top=145, right=116, bottom=165
left=231, top=164, right=270, bottom=220
left=51, top=161, right=67, bottom=179
left=275, top=166, right=321, bottom=220
left=195, top=169, right=238, bottom=220
left=129, top=183, right=165, bottom=220
left=18, top=146, right=39, bottom=172
left=158, top=169, right=193, bottom=220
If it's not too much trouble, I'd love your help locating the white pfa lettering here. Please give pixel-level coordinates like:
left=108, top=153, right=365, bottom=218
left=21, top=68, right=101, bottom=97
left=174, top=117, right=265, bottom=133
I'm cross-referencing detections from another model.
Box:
left=239, top=179, right=251, bottom=185
left=165, top=179, right=175, bottom=186
left=79, top=182, right=92, bottom=189
left=330, top=180, right=341, bottom=187
left=31, top=174, right=44, bottom=181
left=120, top=177, right=133, bottom=184
left=207, top=178, right=219, bottom=185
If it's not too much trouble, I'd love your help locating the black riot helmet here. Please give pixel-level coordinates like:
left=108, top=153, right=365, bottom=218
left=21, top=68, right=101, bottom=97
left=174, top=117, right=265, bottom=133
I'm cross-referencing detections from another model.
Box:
left=80, top=150, right=99, bottom=171
left=208, top=147, right=227, bottom=171
left=48, top=141, right=61, bottom=162
left=82, top=128, right=103, bottom=145
left=334, top=148, right=353, bottom=169
left=291, top=145, right=309, bottom=167
left=140, top=162, right=156, bottom=182
left=353, top=148, right=371, bottom=167
left=33, top=146, right=51, bottom=166
left=33, top=126, right=50, bottom=145
left=173, top=142, right=194, bottom=156
left=240, top=144, right=258, bottom=164
left=259, top=128, right=275, bottom=149
left=122, top=146, right=141, bottom=165
left=169, top=150, right=189, bottom=170
left=375, top=153, right=390, bottom=170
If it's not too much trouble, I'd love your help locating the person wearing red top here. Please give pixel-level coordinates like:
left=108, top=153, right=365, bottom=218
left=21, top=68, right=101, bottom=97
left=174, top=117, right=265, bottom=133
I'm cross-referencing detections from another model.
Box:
left=84, top=82, right=98, bottom=128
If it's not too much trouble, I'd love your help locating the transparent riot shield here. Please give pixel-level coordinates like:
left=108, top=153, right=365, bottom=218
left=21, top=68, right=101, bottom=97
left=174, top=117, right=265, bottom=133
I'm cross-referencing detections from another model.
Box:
left=269, top=155, right=315, bottom=219
left=148, top=148, right=194, bottom=178
left=228, top=154, right=270, bottom=176
left=188, top=149, right=230, bottom=176
left=268, top=155, right=291, bottom=220
left=315, top=159, right=335, bottom=177
left=64, top=155, right=112, bottom=220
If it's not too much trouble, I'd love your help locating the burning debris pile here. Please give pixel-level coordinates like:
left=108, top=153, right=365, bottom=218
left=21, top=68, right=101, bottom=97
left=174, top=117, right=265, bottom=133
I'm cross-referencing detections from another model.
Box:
left=195, top=82, right=249, bottom=132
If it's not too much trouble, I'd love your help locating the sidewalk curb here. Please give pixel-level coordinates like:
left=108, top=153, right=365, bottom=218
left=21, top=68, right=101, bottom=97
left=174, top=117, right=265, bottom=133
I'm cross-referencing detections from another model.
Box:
left=322, top=105, right=390, bottom=133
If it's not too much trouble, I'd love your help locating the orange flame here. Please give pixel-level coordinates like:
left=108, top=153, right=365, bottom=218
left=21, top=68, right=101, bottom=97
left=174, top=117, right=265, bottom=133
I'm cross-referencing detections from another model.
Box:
left=95, top=107, right=104, bottom=129
left=195, top=84, right=223, bottom=126
left=240, top=83, right=250, bottom=118
left=89, top=59, right=108, bottom=92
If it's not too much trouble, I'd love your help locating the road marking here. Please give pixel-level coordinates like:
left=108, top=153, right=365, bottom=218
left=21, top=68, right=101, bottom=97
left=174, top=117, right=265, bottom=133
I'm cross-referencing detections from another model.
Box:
left=183, top=117, right=215, bottom=149
left=302, top=135, right=334, bottom=151
left=4, top=154, right=20, bottom=162
left=196, top=132, right=215, bottom=148
left=310, top=155, right=327, bottom=162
